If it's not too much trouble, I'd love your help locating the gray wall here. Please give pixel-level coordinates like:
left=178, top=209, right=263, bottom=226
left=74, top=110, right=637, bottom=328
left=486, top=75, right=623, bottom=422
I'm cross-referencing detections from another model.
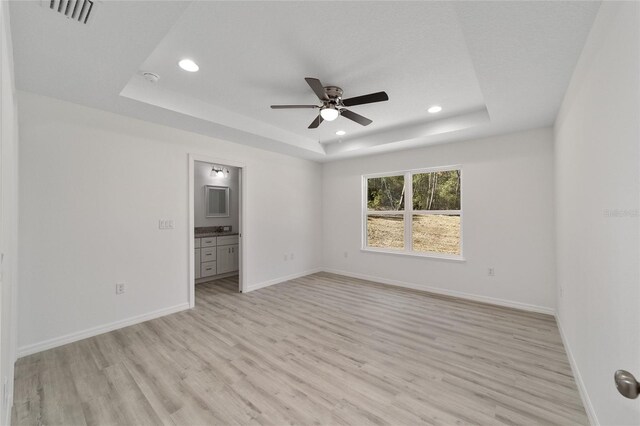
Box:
left=1, top=2, right=18, bottom=423
left=18, top=91, right=323, bottom=353
left=554, top=2, right=640, bottom=424
left=194, top=160, right=239, bottom=231
left=322, top=127, right=556, bottom=312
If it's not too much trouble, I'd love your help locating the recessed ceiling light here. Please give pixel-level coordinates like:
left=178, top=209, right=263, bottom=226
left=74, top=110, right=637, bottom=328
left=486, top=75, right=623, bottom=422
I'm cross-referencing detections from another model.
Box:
left=428, top=105, right=442, bottom=113
left=336, top=130, right=346, bottom=136
left=178, top=59, right=199, bottom=72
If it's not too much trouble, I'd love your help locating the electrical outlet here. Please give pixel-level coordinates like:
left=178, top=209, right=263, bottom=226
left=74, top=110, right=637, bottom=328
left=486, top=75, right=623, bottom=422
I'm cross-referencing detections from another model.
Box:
left=488, top=268, right=495, bottom=277
left=116, top=283, right=126, bottom=295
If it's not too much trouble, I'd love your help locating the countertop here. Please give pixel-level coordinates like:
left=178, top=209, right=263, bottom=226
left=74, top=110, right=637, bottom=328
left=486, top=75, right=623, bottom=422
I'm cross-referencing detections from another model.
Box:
left=195, top=232, right=239, bottom=238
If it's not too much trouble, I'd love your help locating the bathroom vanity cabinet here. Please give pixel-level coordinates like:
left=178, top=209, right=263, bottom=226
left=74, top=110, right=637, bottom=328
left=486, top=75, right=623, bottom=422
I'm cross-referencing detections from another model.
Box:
left=194, top=234, right=239, bottom=280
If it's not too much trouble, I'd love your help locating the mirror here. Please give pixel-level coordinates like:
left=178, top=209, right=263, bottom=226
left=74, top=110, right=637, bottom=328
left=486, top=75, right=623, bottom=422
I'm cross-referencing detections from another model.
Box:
left=205, top=186, right=229, bottom=217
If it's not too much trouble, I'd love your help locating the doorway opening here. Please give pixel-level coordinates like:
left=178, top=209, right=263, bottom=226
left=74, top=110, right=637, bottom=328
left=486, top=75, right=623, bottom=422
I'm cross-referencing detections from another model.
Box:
left=188, top=154, right=246, bottom=307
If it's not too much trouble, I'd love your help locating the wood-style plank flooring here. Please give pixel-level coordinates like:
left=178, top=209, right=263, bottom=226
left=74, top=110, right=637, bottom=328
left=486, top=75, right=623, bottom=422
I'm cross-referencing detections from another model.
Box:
left=12, top=273, right=588, bottom=425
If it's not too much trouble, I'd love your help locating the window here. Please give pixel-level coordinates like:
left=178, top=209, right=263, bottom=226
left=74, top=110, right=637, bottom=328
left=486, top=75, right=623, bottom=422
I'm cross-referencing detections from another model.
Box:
left=363, top=166, right=462, bottom=259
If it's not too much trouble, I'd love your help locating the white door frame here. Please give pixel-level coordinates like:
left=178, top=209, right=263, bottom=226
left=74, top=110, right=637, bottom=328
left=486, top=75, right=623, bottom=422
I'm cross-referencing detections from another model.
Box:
left=188, top=153, right=247, bottom=308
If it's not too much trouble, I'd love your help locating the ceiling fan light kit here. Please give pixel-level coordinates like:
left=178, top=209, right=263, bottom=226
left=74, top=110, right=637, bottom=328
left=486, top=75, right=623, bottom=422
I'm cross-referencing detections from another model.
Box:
left=320, top=104, right=339, bottom=121
left=271, top=77, right=389, bottom=129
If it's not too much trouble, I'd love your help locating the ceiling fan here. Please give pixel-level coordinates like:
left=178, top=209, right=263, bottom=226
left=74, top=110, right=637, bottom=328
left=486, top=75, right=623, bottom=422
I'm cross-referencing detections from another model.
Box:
left=270, top=77, right=389, bottom=129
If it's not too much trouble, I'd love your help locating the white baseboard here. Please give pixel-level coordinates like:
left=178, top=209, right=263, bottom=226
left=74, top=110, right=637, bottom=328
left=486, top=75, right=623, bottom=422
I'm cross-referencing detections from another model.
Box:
left=16, top=268, right=554, bottom=359
left=244, top=268, right=323, bottom=293
left=556, top=314, right=599, bottom=426
left=17, top=268, right=324, bottom=358
left=17, top=302, right=191, bottom=358
left=321, top=268, right=556, bottom=316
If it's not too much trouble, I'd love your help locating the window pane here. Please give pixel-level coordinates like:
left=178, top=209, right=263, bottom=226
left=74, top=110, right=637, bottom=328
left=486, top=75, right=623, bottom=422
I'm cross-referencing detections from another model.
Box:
left=412, top=214, right=460, bottom=255
left=412, top=170, right=460, bottom=210
left=367, top=176, right=405, bottom=211
left=367, top=214, right=404, bottom=249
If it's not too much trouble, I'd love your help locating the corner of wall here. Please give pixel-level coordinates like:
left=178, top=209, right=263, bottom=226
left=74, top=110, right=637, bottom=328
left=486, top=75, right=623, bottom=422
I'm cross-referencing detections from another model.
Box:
left=1, top=0, right=19, bottom=423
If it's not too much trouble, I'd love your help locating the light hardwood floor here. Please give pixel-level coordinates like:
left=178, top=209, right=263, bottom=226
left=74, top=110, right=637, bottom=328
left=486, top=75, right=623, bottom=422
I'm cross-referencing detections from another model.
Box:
left=12, top=273, right=588, bottom=425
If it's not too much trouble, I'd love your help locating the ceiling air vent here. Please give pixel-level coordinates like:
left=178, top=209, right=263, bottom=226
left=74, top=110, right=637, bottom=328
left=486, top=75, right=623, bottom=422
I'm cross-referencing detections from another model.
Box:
left=46, top=0, right=94, bottom=24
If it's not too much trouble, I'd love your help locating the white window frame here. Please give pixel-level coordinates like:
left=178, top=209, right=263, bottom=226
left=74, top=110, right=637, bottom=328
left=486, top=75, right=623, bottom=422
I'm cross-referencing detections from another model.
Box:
left=361, top=165, right=464, bottom=261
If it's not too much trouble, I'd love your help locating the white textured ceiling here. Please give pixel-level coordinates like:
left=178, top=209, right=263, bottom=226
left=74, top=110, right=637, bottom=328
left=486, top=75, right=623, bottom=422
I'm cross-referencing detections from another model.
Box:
left=9, top=1, right=601, bottom=161
left=133, top=1, right=485, bottom=144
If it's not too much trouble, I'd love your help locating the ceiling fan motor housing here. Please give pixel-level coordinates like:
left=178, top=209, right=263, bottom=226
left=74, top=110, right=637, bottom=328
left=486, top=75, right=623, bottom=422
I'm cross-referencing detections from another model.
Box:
left=324, top=86, right=343, bottom=100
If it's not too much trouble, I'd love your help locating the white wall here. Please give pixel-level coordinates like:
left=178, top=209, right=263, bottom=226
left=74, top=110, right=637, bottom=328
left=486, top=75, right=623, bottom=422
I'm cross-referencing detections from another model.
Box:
left=17, top=91, right=323, bottom=355
left=194, top=161, right=239, bottom=230
left=0, top=1, right=18, bottom=423
left=322, top=128, right=556, bottom=313
left=554, top=2, right=640, bottom=425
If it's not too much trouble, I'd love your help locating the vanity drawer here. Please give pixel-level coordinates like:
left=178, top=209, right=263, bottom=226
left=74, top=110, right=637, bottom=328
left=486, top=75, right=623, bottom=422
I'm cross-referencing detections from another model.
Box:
left=200, top=246, right=216, bottom=262
left=217, top=235, right=239, bottom=246
left=201, top=261, right=217, bottom=278
left=194, top=249, right=201, bottom=279
left=201, top=237, right=217, bottom=247
left=194, top=238, right=201, bottom=248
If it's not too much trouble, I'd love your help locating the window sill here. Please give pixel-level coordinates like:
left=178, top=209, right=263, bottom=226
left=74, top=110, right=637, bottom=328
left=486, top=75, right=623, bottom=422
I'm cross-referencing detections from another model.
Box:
left=360, top=247, right=466, bottom=262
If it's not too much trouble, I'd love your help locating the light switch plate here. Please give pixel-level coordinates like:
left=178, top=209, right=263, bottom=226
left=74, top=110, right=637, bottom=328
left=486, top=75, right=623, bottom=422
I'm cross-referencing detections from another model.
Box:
left=159, top=219, right=175, bottom=230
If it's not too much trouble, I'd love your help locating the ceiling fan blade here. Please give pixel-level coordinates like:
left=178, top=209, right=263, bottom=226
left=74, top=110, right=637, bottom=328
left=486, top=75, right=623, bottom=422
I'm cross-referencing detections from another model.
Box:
left=271, top=105, right=318, bottom=109
left=308, top=114, right=324, bottom=129
left=305, top=77, right=328, bottom=101
left=342, top=91, right=389, bottom=107
left=341, top=109, right=373, bottom=126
